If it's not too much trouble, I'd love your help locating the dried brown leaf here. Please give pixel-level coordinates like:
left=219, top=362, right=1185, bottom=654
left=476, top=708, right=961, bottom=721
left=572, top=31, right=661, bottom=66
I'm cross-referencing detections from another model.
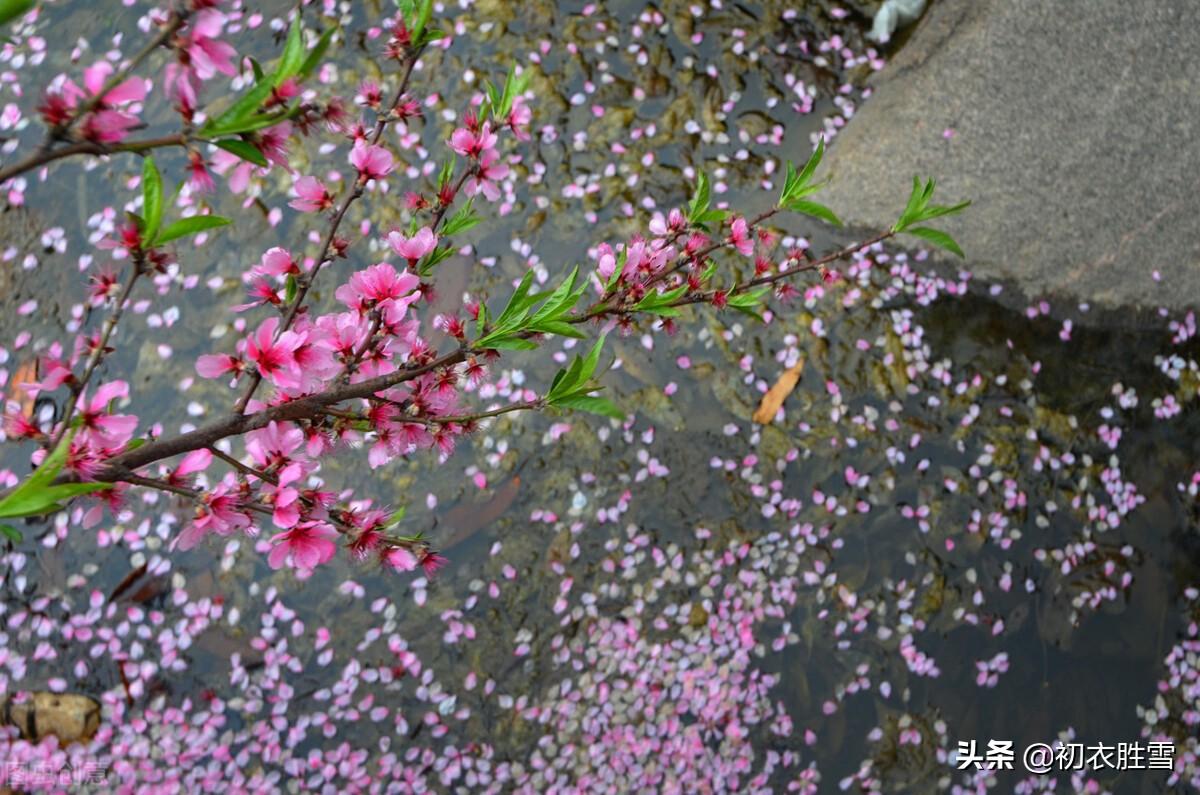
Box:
left=752, top=355, right=806, bottom=424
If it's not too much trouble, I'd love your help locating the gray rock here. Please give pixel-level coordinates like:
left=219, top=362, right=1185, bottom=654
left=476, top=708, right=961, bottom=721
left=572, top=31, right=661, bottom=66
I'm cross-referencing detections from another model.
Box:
left=817, top=0, right=1200, bottom=314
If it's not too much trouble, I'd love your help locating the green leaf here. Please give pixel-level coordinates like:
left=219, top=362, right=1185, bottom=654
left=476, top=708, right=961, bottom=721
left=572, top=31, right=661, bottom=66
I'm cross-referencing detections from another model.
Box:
left=154, top=215, right=232, bottom=245
left=0, top=0, right=34, bottom=27
left=634, top=284, right=688, bottom=317
left=441, top=199, right=481, bottom=237
left=411, top=0, right=433, bottom=41
left=785, top=199, right=842, bottom=227
left=415, top=28, right=445, bottom=47
left=579, top=333, right=606, bottom=383
left=437, top=157, right=456, bottom=189
left=275, top=16, right=306, bottom=85
left=0, top=523, right=21, bottom=542
left=687, top=172, right=711, bottom=225
left=795, top=137, right=825, bottom=194
left=285, top=274, right=298, bottom=303
left=300, top=26, right=338, bottom=80
left=202, top=80, right=276, bottom=136
left=530, top=266, right=583, bottom=325
left=494, top=270, right=539, bottom=328
left=528, top=319, right=587, bottom=339
left=141, top=156, right=163, bottom=244
left=905, top=226, right=966, bottom=257
left=386, top=506, right=407, bottom=527
left=249, top=57, right=266, bottom=83
left=555, top=395, right=624, bottom=420
left=417, top=245, right=454, bottom=276
left=0, top=431, right=113, bottom=520
left=476, top=334, right=538, bottom=351
left=892, top=176, right=971, bottom=234
left=214, top=138, right=268, bottom=167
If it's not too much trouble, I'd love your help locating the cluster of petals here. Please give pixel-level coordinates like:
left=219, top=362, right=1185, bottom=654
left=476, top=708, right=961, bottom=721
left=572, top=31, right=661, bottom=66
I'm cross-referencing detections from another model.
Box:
left=164, top=9, right=238, bottom=114
left=40, top=61, right=148, bottom=143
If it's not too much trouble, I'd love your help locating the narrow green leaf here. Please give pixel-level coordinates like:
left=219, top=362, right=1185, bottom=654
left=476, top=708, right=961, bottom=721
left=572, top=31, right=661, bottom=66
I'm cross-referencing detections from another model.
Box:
left=202, top=81, right=276, bottom=136
left=142, top=157, right=163, bottom=244
left=529, top=319, right=587, bottom=339
left=155, top=215, right=232, bottom=245
left=275, top=16, right=306, bottom=84
left=0, top=523, right=21, bottom=542
left=300, top=26, right=337, bottom=80
left=906, top=226, right=966, bottom=257
left=411, top=0, right=433, bottom=41
left=786, top=199, right=842, bottom=227
left=214, top=138, right=268, bottom=167
left=579, top=333, right=606, bottom=382
left=441, top=199, right=481, bottom=237
left=794, top=137, right=825, bottom=194
left=530, top=266, right=580, bottom=324
left=477, top=334, right=538, bottom=351
left=893, top=175, right=925, bottom=232
left=0, top=0, right=33, bottom=27
left=914, top=199, right=972, bottom=224
left=555, top=395, right=624, bottom=420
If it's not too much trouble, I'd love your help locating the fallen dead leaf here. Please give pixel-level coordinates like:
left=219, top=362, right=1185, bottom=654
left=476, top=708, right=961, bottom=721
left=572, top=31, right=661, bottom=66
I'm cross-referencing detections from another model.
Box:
left=752, top=355, right=807, bottom=424
left=7, top=358, right=38, bottom=419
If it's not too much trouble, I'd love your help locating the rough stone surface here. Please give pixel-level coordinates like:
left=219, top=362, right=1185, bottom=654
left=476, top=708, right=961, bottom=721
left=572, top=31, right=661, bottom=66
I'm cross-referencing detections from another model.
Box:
left=4, top=692, right=101, bottom=744
left=817, top=0, right=1200, bottom=313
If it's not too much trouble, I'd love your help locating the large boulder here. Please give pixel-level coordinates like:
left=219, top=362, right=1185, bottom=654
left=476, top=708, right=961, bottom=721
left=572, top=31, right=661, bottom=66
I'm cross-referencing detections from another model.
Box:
left=818, top=0, right=1200, bottom=313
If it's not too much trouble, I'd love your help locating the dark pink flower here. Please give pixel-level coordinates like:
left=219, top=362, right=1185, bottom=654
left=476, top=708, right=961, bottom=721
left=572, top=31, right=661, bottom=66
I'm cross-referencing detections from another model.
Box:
left=244, top=317, right=304, bottom=390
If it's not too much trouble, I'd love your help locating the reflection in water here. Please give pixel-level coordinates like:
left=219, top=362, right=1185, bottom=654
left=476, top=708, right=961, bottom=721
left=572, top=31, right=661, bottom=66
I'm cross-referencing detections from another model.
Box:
left=0, top=1, right=1197, bottom=792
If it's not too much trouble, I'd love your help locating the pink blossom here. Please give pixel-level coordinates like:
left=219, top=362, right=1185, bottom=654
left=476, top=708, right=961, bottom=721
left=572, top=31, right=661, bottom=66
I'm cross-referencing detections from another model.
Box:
left=730, top=217, right=754, bottom=256
left=255, top=247, right=298, bottom=277
left=334, top=263, right=421, bottom=315
left=349, top=142, right=394, bottom=180
left=268, top=521, right=339, bottom=570
left=595, top=243, right=617, bottom=281
left=172, top=482, right=251, bottom=551
left=383, top=546, right=418, bottom=572
left=449, top=123, right=498, bottom=158
left=211, top=149, right=256, bottom=194
left=464, top=149, right=509, bottom=202
left=386, top=227, right=438, bottom=265
left=196, top=353, right=242, bottom=379
left=507, top=97, right=532, bottom=140
left=77, top=61, right=148, bottom=106
left=244, top=317, right=304, bottom=390
left=290, top=176, right=334, bottom=212
left=257, top=122, right=291, bottom=168
left=181, top=10, right=238, bottom=81
left=75, top=381, right=137, bottom=449
left=246, top=421, right=305, bottom=469
left=267, top=462, right=305, bottom=529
